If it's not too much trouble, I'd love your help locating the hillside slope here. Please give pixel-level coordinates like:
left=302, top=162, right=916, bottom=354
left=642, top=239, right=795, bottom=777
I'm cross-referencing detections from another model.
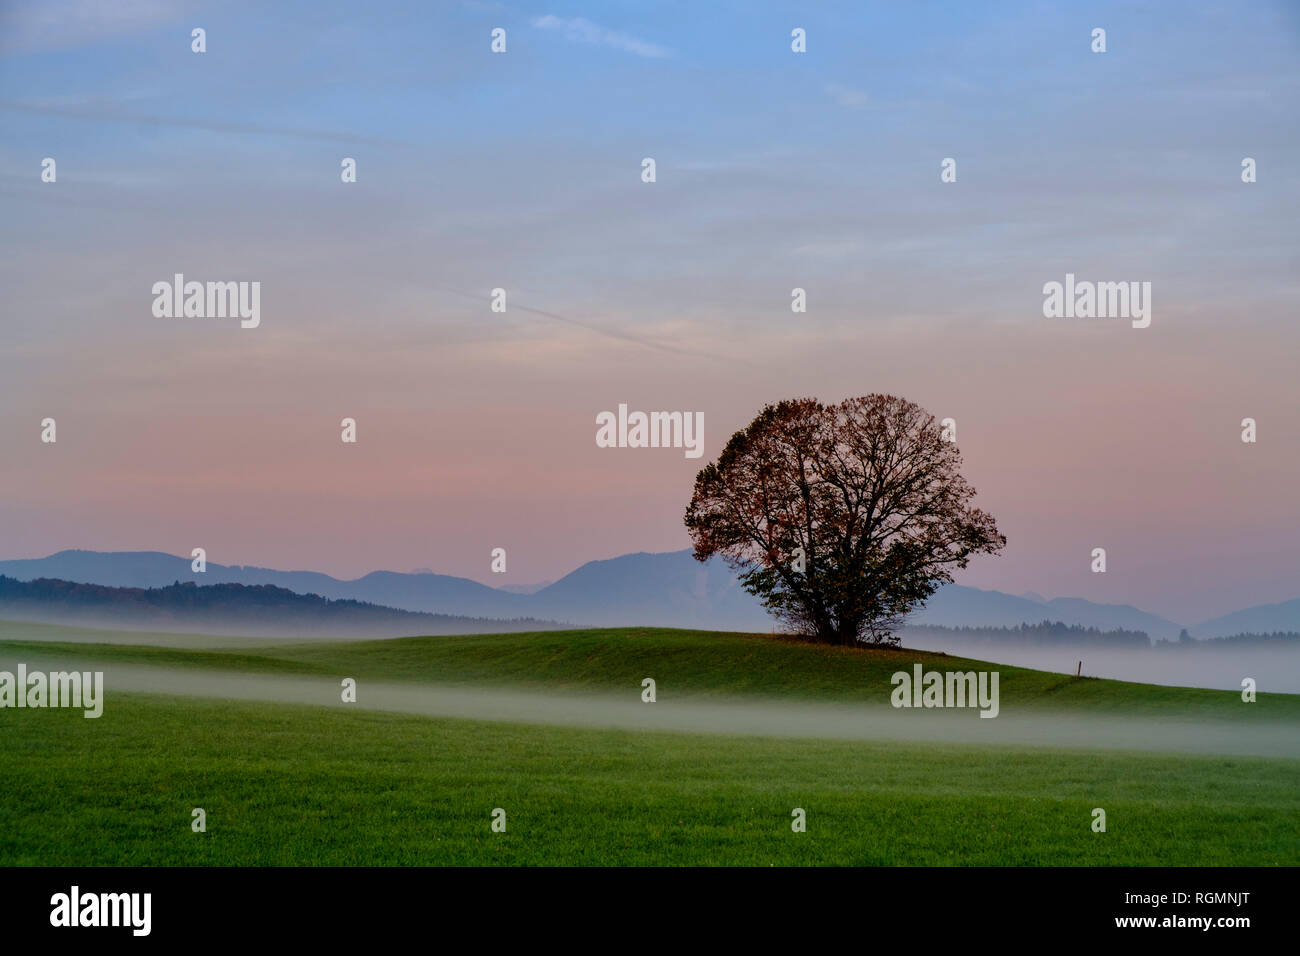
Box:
left=3, top=623, right=1295, bottom=722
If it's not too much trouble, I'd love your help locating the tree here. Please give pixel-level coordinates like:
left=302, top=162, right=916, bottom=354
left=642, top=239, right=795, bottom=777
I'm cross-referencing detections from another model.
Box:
left=684, top=395, right=1005, bottom=646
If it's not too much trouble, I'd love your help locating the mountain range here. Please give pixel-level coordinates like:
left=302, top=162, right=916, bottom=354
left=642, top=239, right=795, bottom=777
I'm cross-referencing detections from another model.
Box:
left=0, top=575, right=558, bottom=638
left=2, top=548, right=1292, bottom=639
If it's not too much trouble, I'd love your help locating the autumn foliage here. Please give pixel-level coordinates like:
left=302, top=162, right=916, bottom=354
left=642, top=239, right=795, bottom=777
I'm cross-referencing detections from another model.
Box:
left=685, top=395, right=1005, bottom=646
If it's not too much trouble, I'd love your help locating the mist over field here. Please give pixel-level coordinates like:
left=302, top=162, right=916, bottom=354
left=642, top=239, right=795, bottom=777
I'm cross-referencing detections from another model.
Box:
left=4, top=615, right=1298, bottom=693
left=3, top=652, right=1296, bottom=760
left=900, top=634, right=1300, bottom=694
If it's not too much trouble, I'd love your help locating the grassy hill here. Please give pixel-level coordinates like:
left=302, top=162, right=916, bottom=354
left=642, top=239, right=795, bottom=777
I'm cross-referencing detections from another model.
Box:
left=1, top=620, right=1297, bottom=866
left=3, top=621, right=1296, bottom=721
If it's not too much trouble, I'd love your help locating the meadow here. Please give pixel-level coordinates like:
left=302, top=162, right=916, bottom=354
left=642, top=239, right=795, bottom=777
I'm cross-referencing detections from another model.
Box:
left=1, top=623, right=1296, bottom=866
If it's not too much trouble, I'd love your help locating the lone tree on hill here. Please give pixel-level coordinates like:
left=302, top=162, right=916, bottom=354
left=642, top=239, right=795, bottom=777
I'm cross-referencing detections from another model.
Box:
left=684, top=395, right=1005, bottom=646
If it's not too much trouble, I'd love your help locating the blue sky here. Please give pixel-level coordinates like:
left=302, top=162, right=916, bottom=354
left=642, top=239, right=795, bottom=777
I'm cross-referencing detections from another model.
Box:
left=3, top=0, right=1296, bottom=335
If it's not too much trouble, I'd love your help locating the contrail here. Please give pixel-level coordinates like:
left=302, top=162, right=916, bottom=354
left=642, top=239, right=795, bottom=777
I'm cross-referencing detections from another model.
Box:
left=425, top=283, right=744, bottom=363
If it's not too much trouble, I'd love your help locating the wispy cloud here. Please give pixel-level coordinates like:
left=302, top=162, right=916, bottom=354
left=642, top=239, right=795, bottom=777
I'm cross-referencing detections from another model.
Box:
left=824, top=82, right=869, bottom=109
left=531, top=15, right=670, bottom=59
left=421, top=283, right=737, bottom=363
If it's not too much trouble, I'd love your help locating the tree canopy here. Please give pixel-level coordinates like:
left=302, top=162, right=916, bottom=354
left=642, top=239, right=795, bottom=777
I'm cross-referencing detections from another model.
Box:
left=684, top=395, right=1005, bottom=646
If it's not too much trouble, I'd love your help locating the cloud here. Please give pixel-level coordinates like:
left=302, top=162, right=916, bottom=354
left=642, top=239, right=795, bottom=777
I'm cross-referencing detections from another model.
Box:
left=824, top=82, right=869, bottom=109
left=531, top=15, right=670, bottom=59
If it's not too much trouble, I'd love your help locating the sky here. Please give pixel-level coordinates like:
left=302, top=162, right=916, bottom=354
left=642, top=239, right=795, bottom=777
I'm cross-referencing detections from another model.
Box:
left=1, top=0, right=1298, bottom=622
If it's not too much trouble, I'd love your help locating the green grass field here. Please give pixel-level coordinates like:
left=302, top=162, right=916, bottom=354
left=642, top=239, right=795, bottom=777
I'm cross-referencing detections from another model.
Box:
left=1, top=622, right=1297, bottom=865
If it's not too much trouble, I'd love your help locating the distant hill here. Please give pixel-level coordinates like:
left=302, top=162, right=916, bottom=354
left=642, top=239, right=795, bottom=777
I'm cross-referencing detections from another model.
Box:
left=0, top=547, right=1221, bottom=640
left=0, top=549, right=768, bottom=630
left=496, top=581, right=554, bottom=595
left=1164, top=630, right=1300, bottom=648
left=902, top=620, right=1152, bottom=649
left=0, top=550, right=530, bottom=617
left=0, top=576, right=559, bottom=638
left=913, top=586, right=1183, bottom=641
left=528, top=551, right=771, bottom=630
left=530, top=552, right=1187, bottom=638
left=1194, top=598, right=1300, bottom=639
